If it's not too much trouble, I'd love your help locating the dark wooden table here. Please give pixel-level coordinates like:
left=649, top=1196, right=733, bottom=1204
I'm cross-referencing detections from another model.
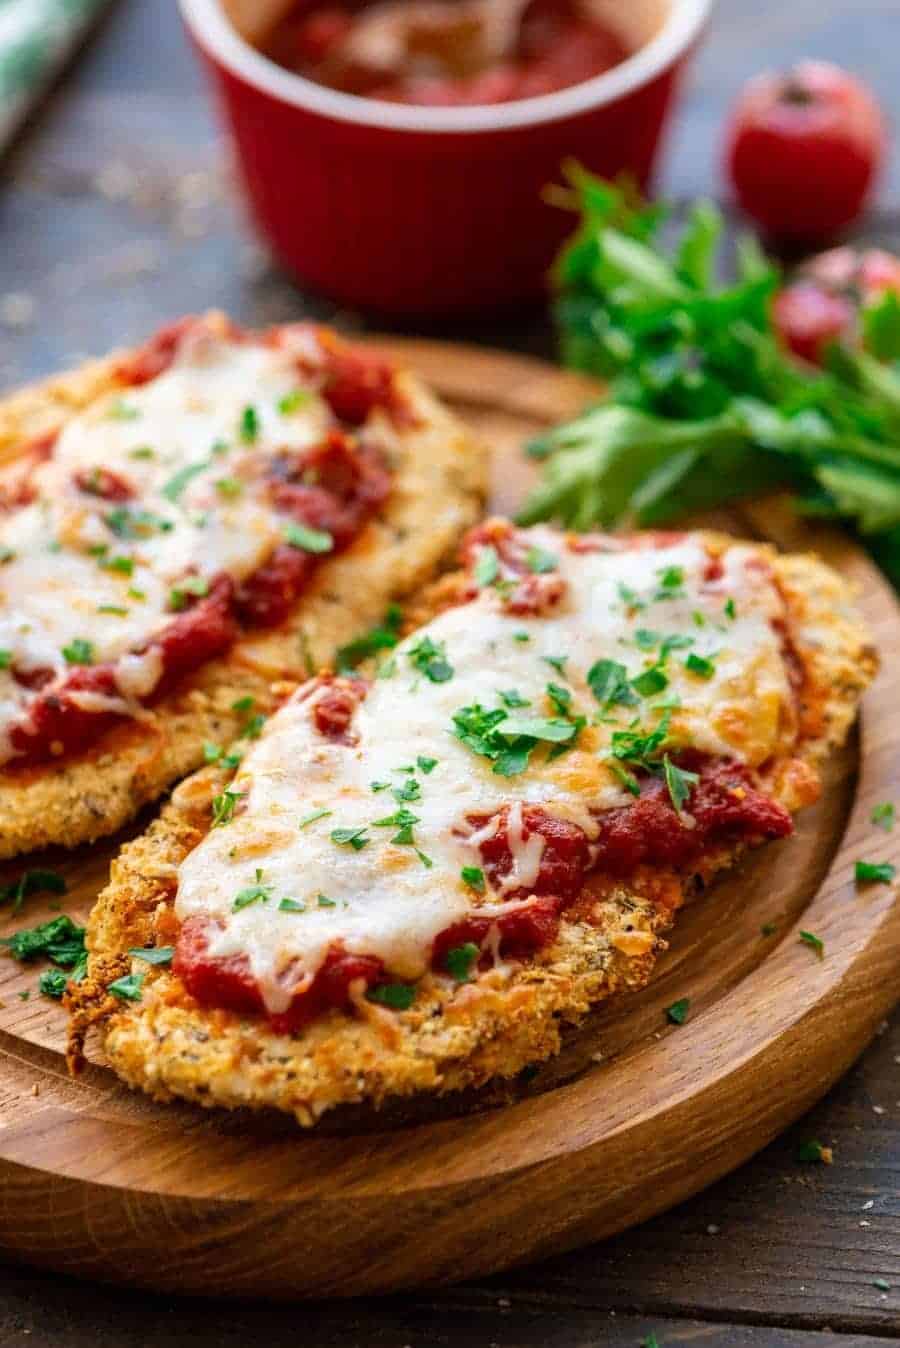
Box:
left=1, top=2, right=899, bottom=1343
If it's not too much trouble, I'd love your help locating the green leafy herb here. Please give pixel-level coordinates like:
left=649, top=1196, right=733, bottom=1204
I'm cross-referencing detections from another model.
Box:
left=299, top=808, right=332, bottom=828
left=452, top=701, right=578, bottom=778
left=373, top=808, right=419, bottom=846
left=278, top=898, right=306, bottom=913
left=874, top=1277, right=892, bottom=1293
left=513, top=630, right=531, bottom=643
left=546, top=681, right=572, bottom=715
left=278, top=389, right=312, bottom=415
left=97, top=604, right=128, bottom=616
left=665, top=997, right=690, bottom=1025
left=393, top=777, right=421, bottom=804
left=655, top=564, right=685, bottom=597
left=609, top=710, right=671, bottom=772
left=233, top=870, right=273, bottom=911
left=587, top=658, right=637, bottom=708
left=663, top=755, right=699, bottom=815
left=336, top=604, right=403, bottom=672
left=499, top=689, right=531, bottom=709
left=0, top=869, right=66, bottom=915
left=107, top=398, right=140, bottom=421
left=525, top=545, right=558, bottom=574
left=169, top=575, right=209, bottom=611
left=108, top=972, right=145, bottom=1001
left=0, top=649, right=12, bottom=669
left=61, top=638, right=94, bottom=665
left=367, top=983, right=415, bottom=1011
left=105, top=506, right=172, bottom=539
left=239, top=405, right=259, bottom=443
left=871, top=802, right=895, bottom=832
left=417, top=756, right=438, bottom=775
left=129, top=445, right=155, bottom=460
left=446, top=942, right=480, bottom=983
left=415, top=848, right=434, bottom=868
left=855, top=860, right=896, bottom=884
left=632, top=665, right=669, bottom=697
left=330, top=826, right=369, bottom=851
left=232, top=695, right=255, bottom=713
left=317, top=894, right=336, bottom=908
left=1, top=914, right=83, bottom=963
left=542, top=654, right=568, bottom=675
left=799, top=930, right=825, bottom=959
left=685, top=652, right=715, bottom=680
left=408, top=635, right=454, bottom=683
left=461, top=866, right=486, bottom=893
left=128, top=946, right=174, bottom=966
left=161, top=460, right=209, bottom=502
left=215, top=476, right=243, bottom=499
left=640, top=1336, right=661, bottom=1348
left=284, top=521, right=334, bottom=554
left=724, top=597, right=737, bottom=620
left=39, top=968, right=68, bottom=999
left=211, top=788, right=243, bottom=827
left=473, top=544, right=499, bottom=587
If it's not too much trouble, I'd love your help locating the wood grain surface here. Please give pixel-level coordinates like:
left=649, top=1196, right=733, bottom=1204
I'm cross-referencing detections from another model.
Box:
left=2, top=0, right=900, bottom=1340
left=0, top=338, right=895, bottom=1302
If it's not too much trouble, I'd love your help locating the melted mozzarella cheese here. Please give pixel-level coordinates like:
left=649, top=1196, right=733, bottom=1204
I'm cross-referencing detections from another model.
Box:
left=0, top=333, right=333, bottom=760
left=175, top=530, right=795, bottom=1011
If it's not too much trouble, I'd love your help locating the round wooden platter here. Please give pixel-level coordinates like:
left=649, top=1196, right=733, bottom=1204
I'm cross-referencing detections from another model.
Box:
left=0, top=338, right=898, bottom=1300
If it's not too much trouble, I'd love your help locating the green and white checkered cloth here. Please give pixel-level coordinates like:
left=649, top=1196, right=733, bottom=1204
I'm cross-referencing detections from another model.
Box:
left=0, top=0, right=110, bottom=151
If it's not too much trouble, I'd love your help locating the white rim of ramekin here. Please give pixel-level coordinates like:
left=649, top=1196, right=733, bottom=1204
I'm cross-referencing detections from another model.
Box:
left=179, top=0, right=715, bottom=135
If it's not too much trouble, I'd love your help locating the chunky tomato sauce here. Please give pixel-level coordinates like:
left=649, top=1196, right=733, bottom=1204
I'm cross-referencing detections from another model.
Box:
left=262, top=0, right=630, bottom=107
left=3, top=321, right=397, bottom=769
left=174, top=756, right=793, bottom=1032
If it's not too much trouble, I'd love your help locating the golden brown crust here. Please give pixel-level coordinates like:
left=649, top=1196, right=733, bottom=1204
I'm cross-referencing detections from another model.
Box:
left=0, top=316, right=486, bottom=858
left=72, top=537, right=876, bottom=1125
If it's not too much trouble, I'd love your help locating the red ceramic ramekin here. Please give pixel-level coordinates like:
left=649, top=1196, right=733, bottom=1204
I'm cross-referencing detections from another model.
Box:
left=179, top=0, right=713, bottom=317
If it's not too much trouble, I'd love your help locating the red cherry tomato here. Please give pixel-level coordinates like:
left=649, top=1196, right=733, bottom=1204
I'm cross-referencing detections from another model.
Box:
left=726, top=61, right=886, bottom=245
left=773, top=245, right=900, bottom=364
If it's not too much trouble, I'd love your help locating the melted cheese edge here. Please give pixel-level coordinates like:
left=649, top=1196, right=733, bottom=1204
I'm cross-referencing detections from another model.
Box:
left=175, top=532, right=794, bottom=1013
left=0, top=331, right=335, bottom=761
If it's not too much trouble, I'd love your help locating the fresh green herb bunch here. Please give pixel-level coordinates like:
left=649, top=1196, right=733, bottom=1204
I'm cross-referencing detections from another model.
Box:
left=521, top=166, right=900, bottom=587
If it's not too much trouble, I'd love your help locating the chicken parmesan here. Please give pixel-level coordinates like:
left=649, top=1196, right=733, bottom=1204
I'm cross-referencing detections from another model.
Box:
left=0, top=314, right=484, bottom=856
left=70, top=519, right=876, bottom=1123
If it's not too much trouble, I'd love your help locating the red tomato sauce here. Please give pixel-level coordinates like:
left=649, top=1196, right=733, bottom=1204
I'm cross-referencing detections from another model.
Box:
left=173, top=758, right=793, bottom=1031
left=3, top=320, right=396, bottom=769
left=262, top=1, right=630, bottom=107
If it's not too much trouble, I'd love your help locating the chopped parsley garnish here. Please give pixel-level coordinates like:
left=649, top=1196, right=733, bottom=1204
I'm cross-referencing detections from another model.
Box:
left=128, top=586, right=146, bottom=601
left=373, top=808, right=419, bottom=846
left=1, top=913, right=82, bottom=963
left=692, top=610, right=706, bottom=628
left=203, top=742, right=223, bottom=763
left=317, top=894, right=336, bottom=908
left=663, top=755, right=699, bottom=816
left=655, top=564, right=685, bottom=598
left=239, top=405, right=259, bottom=443
left=161, top=460, right=209, bottom=502
left=416, top=848, right=434, bottom=868
left=128, top=946, right=174, bottom=966
left=796, top=1139, right=829, bottom=1163
left=631, top=666, right=668, bottom=697
left=639, top=1335, right=660, bottom=1348
left=871, top=802, right=895, bottom=832
left=609, top=710, right=671, bottom=773
left=855, top=860, right=896, bottom=885
left=284, top=521, right=334, bottom=554
left=0, top=869, right=65, bottom=915
left=129, top=445, right=155, bottom=460
left=279, top=898, right=306, bottom=913
left=452, top=701, right=578, bottom=777
left=61, top=638, right=94, bottom=666
left=371, top=781, right=391, bottom=793
left=0, top=649, right=11, bottom=669
left=408, top=635, right=454, bottom=683
left=336, top=604, right=403, bottom=672
left=685, top=652, right=716, bottom=679
left=446, top=942, right=480, bottom=983
left=665, top=997, right=690, bottom=1025
left=331, top=826, right=369, bottom=851
left=542, top=654, right=568, bottom=675
left=232, top=695, right=255, bottom=713
left=169, top=575, right=209, bottom=611
left=799, top=930, right=825, bottom=959
left=299, top=808, right=332, bottom=828
left=525, top=545, right=558, bottom=574
left=473, top=544, right=499, bottom=587
left=499, top=689, right=531, bottom=709
left=587, top=658, right=637, bottom=709
left=105, top=506, right=172, bottom=539
left=108, top=972, right=146, bottom=1001
left=724, top=597, right=737, bottom=620
left=240, top=713, right=266, bottom=740
left=211, top=788, right=243, bottom=827
left=634, top=628, right=663, bottom=650
left=461, top=866, right=486, bottom=894
left=215, top=476, right=243, bottom=499
left=233, top=870, right=273, bottom=911
left=545, top=682, right=571, bottom=716
left=617, top=581, right=645, bottom=611
left=367, top=983, right=415, bottom=1010
left=417, top=756, right=438, bottom=775
left=97, top=604, right=128, bottom=616
left=393, top=778, right=421, bottom=804
left=101, top=554, right=135, bottom=575
left=39, top=969, right=68, bottom=1000
left=278, top=389, right=312, bottom=415
left=513, top=630, right=531, bottom=643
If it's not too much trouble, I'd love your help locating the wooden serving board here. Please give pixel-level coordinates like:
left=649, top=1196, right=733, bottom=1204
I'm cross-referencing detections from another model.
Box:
left=0, top=339, right=898, bottom=1300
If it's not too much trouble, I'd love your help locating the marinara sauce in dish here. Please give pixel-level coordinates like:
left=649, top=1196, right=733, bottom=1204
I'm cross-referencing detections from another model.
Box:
left=262, top=0, right=631, bottom=107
